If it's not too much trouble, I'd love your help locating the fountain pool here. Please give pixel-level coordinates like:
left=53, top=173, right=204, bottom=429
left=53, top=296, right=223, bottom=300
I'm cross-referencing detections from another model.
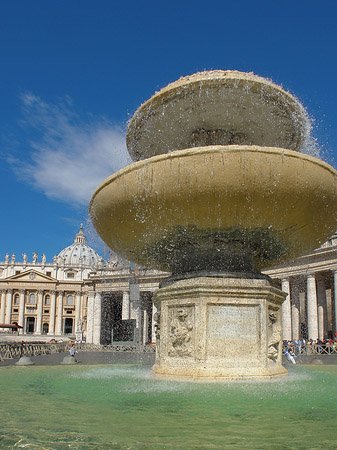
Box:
left=1, top=364, right=336, bottom=449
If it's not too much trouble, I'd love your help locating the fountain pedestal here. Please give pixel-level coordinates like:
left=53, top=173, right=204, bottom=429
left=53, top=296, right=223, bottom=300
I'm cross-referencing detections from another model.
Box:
left=90, top=70, right=337, bottom=381
left=153, top=276, right=287, bottom=380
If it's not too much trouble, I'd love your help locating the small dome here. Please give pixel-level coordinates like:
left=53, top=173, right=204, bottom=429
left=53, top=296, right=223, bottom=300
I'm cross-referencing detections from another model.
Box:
left=56, top=225, right=102, bottom=267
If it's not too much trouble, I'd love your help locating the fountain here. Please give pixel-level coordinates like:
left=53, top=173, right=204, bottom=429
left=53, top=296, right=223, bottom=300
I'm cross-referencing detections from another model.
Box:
left=89, top=70, right=337, bottom=380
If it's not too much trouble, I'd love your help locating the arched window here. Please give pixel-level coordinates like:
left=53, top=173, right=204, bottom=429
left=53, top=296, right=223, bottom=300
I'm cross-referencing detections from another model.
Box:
left=44, top=295, right=51, bottom=305
left=13, top=294, right=20, bottom=305
left=67, top=295, right=74, bottom=306
left=42, top=323, right=49, bottom=334
left=29, top=293, right=36, bottom=305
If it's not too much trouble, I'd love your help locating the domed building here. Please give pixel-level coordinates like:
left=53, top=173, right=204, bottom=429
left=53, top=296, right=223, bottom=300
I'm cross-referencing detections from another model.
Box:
left=56, top=225, right=102, bottom=269
left=0, top=226, right=167, bottom=343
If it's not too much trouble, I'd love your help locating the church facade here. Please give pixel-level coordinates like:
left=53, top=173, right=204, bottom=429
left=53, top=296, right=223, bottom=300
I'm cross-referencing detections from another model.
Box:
left=0, top=227, right=168, bottom=345
left=0, top=227, right=336, bottom=343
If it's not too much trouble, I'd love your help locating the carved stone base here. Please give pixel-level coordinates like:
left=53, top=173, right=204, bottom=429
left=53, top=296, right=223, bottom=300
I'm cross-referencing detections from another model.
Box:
left=152, top=276, right=287, bottom=381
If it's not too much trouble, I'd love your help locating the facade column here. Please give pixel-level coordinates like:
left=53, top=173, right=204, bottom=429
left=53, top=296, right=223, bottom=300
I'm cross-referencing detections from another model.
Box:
left=307, top=274, right=319, bottom=340
left=18, top=290, right=25, bottom=329
left=122, top=291, right=130, bottom=320
left=74, top=292, right=81, bottom=334
left=93, top=292, right=102, bottom=345
left=0, top=290, right=6, bottom=326
left=48, top=291, right=57, bottom=335
left=5, top=289, right=13, bottom=324
left=86, top=291, right=95, bottom=343
left=55, top=291, right=63, bottom=335
left=334, top=271, right=337, bottom=337
left=281, top=278, right=292, bottom=341
left=35, top=290, right=43, bottom=335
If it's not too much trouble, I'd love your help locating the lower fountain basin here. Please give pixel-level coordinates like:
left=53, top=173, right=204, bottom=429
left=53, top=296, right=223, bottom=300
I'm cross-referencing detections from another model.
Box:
left=89, top=145, right=337, bottom=274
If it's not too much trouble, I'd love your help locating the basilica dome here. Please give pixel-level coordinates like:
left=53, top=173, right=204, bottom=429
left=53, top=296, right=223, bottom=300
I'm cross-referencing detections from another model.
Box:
left=56, top=225, right=102, bottom=267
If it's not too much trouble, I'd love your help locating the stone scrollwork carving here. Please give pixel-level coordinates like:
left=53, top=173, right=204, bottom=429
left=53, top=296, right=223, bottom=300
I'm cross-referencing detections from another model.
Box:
left=168, top=307, right=194, bottom=357
left=268, top=309, right=281, bottom=361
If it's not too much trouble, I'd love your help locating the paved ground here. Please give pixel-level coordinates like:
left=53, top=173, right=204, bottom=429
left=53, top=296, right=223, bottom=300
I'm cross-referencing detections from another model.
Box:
left=1, top=351, right=336, bottom=367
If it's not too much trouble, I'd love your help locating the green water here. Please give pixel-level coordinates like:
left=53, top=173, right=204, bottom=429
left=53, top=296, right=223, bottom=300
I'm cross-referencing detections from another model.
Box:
left=0, top=364, right=336, bottom=450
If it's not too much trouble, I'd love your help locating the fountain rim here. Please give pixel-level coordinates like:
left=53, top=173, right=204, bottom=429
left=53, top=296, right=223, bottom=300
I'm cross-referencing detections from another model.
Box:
left=89, top=145, right=337, bottom=206
left=126, top=70, right=307, bottom=156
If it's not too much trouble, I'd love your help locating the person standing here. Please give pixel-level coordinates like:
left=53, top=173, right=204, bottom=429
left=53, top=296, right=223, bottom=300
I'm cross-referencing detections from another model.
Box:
left=69, top=344, right=77, bottom=358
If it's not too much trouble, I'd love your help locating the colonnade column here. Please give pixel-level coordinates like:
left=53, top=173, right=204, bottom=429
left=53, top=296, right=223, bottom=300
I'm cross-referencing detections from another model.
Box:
left=122, top=291, right=130, bottom=320
left=93, top=292, right=102, bottom=345
left=307, top=274, right=319, bottom=340
left=291, top=305, right=299, bottom=340
left=35, top=290, right=43, bottom=334
left=334, top=271, right=337, bottom=336
left=4, top=289, right=13, bottom=324
left=0, top=290, right=6, bottom=325
left=18, top=290, right=25, bottom=328
left=151, top=303, right=157, bottom=344
left=86, top=291, right=95, bottom=343
left=55, top=291, right=63, bottom=335
left=316, top=279, right=327, bottom=340
left=48, top=291, right=57, bottom=335
left=143, top=310, right=148, bottom=345
left=281, top=278, right=292, bottom=341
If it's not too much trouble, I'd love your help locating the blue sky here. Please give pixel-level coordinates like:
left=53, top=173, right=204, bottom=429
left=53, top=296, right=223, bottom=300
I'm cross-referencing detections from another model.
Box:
left=0, top=0, right=336, bottom=262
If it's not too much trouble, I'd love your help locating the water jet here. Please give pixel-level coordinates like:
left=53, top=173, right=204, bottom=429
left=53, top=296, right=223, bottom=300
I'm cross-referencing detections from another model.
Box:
left=90, top=70, right=337, bottom=380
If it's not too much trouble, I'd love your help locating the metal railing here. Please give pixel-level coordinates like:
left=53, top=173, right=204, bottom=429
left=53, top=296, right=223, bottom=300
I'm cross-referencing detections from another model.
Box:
left=0, top=342, right=67, bottom=361
left=0, top=342, right=155, bottom=361
left=283, top=343, right=337, bottom=356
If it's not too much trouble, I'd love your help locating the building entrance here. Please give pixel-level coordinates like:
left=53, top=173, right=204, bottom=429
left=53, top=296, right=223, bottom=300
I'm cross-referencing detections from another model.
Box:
left=64, top=318, right=73, bottom=334
left=26, top=317, right=35, bottom=333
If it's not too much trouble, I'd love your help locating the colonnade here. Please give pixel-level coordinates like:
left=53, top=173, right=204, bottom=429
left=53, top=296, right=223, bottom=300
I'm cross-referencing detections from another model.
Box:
left=280, top=270, right=337, bottom=341
left=86, top=289, right=157, bottom=345
left=0, top=288, right=85, bottom=336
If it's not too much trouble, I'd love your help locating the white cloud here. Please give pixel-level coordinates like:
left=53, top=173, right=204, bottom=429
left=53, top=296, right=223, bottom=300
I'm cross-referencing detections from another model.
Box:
left=11, top=93, right=131, bottom=205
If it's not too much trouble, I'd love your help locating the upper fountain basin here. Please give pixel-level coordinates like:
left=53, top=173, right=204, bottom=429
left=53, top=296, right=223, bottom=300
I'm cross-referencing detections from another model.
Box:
left=89, top=146, right=337, bottom=274
left=127, top=71, right=308, bottom=161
